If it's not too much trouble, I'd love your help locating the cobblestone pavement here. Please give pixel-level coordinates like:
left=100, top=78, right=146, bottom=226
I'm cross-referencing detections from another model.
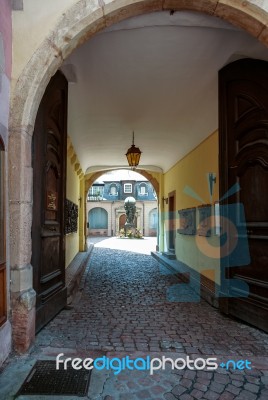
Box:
left=1, top=246, right=268, bottom=399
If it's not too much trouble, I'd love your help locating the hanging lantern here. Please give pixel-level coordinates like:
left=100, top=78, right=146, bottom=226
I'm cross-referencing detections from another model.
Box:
left=125, top=131, right=142, bottom=169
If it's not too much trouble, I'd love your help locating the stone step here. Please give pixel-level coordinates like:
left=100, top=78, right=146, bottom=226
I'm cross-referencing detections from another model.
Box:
left=162, top=251, right=176, bottom=260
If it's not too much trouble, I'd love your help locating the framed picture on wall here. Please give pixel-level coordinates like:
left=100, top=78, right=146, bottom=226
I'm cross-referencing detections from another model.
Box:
left=197, top=204, right=212, bottom=236
left=177, top=207, right=196, bottom=235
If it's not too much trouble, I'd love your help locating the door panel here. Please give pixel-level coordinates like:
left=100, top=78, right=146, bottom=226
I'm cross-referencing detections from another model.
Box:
left=32, top=71, right=68, bottom=332
left=119, top=214, right=126, bottom=230
left=168, top=192, right=176, bottom=251
left=0, top=139, right=6, bottom=327
left=219, top=59, right=268, bottom=332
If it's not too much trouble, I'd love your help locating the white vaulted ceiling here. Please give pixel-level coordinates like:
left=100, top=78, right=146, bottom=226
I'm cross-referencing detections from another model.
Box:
left=65, top=11, right=268, bottom=174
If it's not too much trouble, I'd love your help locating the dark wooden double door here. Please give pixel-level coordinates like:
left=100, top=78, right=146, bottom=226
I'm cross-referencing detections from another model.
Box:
left=32, top=71, right=68, bottom=332
left=219, top=59, right=268, bottom=332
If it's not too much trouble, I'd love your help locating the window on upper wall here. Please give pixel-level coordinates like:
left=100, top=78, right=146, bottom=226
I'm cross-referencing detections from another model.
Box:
left=0, top=137, right=6, bottom=326
left=139, top=183, right=148, bottom=196
left=88, top=185, right=104, bottom=201
left=124, top=183, right=132, bottom=193
left=109, top=184, right=118, bottom=196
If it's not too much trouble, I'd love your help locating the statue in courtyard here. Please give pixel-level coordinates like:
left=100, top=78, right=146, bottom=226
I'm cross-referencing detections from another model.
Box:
left=124, top=196, right=136, bottom=227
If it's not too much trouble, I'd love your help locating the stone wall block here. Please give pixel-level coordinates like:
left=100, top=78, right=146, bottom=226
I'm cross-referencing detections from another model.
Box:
left=163, top=0, right=218, bottom=14
left=11, top=264, right=33, bottom=293
left=12, top=289, right=36, bottom=353
left=103, top=0, right=163, bottom=27
left=216, top=0, right=266, bottom=38
left=259, top=24, right=268, bottom=46
left=47, top=0, right=105, bottom=61
left=9, top=203, right=32, bottom=267
left=55, top=0, right=101, bottom=32
left=9, top=164, right=32, bottom=203
left=9, top=131, right=32, bottom=203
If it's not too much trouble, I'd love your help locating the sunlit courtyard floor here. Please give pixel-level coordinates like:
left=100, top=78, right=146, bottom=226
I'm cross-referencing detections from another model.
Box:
left=87, top=236, right=157, bottom=255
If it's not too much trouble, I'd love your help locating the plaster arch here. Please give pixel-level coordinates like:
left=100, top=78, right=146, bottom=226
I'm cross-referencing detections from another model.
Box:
left=8, top=0, right=268, bottom=352
left=85, top=169, right=160, bottom=198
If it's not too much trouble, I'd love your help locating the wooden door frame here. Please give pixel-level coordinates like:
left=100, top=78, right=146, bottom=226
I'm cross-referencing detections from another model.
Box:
left=0, top=136, right=7, bottom=327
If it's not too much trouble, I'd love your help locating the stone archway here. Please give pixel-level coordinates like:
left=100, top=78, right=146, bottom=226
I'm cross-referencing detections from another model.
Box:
left=9, top=1, right=268, bottom=130
left=8, top=0, right=268, bottom=352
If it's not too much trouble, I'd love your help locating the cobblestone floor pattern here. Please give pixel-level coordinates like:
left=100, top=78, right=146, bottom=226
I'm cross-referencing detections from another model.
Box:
left=1, top=246, right=268, bottom=399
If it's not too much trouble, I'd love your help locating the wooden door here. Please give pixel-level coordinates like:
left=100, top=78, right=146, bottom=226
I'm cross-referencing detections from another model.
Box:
left=32, top=71, right=68, bottom=332
left=0, top=138, right=6, bottom=327
left=168, top=192, right=176, bottom=251
left=219, top=59, right=268, bottom=332
left=119, top=214, right=137, bottom=230
left=119, top=214, right=126, bottom=230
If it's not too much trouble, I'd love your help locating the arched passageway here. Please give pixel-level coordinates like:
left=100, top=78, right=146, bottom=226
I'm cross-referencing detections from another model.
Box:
left=7, top=0, right=268, bottom=352
left=86, top=169, right=159, bottom=238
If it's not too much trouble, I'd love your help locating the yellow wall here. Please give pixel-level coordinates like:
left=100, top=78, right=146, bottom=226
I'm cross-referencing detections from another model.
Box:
left=65, top=155, right=80, bottom=268
left=163, top=131, right=220, bottom=284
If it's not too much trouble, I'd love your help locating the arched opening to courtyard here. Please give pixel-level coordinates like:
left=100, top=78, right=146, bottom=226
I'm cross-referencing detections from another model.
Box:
left=85, top=169, right=159, bottom=255
left=6, top=0, right=268, bottom=353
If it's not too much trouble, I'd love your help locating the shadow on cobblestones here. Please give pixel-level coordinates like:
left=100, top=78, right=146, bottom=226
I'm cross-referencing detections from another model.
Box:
left=39, top=248, right=268, bottom=357
left=1, top=247, right=268, bottom=399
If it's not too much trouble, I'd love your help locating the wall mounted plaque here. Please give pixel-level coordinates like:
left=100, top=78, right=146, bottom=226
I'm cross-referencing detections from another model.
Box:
left=177, top=207, right=196, bottom=235
left=65, top=199, right=78, bottom=234
left=197, top=204, right=212, bottom=237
